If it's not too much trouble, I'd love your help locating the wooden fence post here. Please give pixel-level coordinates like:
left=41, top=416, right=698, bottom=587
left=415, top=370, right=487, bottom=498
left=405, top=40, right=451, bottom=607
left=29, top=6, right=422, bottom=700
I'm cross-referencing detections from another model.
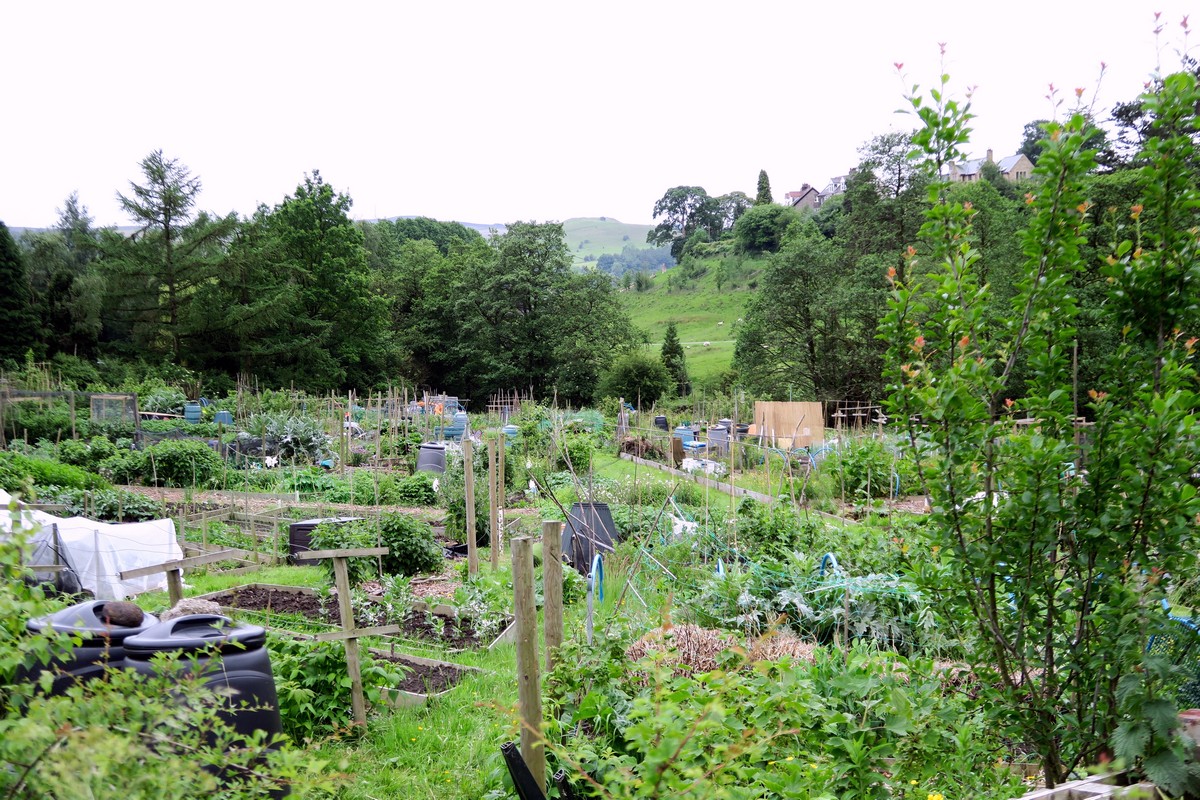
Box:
left=511, top=536, right=544, bottom=793
left=464, top=438, right=478, bottom=578
left=488, top=438, right=499, bottom=570
left=542, top=520, right=564, bottom=672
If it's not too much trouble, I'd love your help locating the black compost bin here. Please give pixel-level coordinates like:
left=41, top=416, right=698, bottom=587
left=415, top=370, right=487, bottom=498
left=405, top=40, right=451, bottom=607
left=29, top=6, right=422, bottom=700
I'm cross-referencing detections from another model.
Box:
left=123, top=614, right=282, bottom=742
left=653, top=415, right=669, bottom=432
left=25, top=599, right=160, bottom=694
left=288, top=516, right=363, bottom=563
left=416, top=442, right=447, bottom=474
left=561, top=502, right=620, bottom=574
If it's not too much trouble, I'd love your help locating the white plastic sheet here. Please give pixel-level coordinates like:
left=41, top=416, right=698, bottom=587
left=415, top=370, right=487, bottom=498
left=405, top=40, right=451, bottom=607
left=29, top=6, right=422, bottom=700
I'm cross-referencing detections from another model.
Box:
left=0, top=490, right=181, bottom=600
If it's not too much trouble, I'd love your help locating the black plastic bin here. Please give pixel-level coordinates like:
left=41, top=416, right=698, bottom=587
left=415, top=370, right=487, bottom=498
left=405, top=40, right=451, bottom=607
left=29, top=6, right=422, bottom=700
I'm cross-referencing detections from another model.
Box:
left=653, top=415, right=669, bottom=432
left=416, top=442, right=447, bottom=474
left=25, top=599, right=160, bottom=694
left=561, top=502, right=620, bottom=574
left=123, top=614, right=283, bottom=743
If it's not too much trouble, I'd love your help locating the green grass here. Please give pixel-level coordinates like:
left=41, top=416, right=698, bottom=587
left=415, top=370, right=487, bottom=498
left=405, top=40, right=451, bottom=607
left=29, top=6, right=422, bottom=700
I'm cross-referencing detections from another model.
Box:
left=562, top=217, right=653, bottom=266
left=618, top=255, right=765, bottom=386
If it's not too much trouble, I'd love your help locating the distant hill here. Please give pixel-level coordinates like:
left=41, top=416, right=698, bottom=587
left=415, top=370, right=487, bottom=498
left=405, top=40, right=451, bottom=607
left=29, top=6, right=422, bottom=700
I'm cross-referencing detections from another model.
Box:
left=562, top=217, right=654, bottom=266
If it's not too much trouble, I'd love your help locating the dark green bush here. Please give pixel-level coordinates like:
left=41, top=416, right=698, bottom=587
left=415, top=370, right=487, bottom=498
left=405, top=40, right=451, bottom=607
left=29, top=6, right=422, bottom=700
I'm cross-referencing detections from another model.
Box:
left=378, top=512, right=443, bottom=576
left=96, top=449, right=147, bottom=484
left=35, top=486, right=165, bottom=522
left=145, top=439, right=224, bottom=487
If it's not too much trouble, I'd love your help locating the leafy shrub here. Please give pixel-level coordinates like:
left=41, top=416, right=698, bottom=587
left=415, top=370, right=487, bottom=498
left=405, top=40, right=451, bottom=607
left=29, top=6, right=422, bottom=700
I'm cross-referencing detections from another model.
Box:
left=267, top=635, right=407, bottom=742
left=242, top=413, right=330, bottom=463
left=275, top=467, right=338, bottom=497
left=822, top=437, right=913, bottom=501
left=439, top=454, right=490, bottom=547
left=2, top=400, right=84, bottom=444
left=378, top=512, right=443, bottom=576
left=394, top=471, right=437, bottom=505
left=34, top=486, right=165, bottom=522
left=145, top=439, right=224, bottom=487
left=0, top=451, right=110, bottom=492
left=309, top=519, right=379, bottom=586
left=139, top=388, right=186, bottom=415
left=96, top=449, right=147, bottom=484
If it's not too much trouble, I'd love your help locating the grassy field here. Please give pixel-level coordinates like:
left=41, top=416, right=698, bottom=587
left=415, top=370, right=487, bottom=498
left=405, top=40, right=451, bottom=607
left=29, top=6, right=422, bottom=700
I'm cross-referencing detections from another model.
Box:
left=562, top=217, right=653, bottom=266
left=618, top=254, right=766, bottom=386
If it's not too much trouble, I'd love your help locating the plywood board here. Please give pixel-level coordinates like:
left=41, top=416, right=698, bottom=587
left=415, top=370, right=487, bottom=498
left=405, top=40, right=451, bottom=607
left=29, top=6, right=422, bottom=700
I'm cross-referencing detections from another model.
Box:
left=752, top=401, right=824, bottom=449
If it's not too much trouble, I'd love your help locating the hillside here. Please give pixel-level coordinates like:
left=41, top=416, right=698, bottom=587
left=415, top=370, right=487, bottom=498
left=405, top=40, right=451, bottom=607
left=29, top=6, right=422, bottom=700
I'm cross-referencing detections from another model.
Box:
left=562, top=217, right=654, bottom=266
left=618, top=252, right=767, bottom=388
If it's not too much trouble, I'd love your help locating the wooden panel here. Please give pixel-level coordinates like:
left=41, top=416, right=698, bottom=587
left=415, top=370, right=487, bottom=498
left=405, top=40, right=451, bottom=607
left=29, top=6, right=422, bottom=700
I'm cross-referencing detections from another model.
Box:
left=752, top=401, right=824, bottom=448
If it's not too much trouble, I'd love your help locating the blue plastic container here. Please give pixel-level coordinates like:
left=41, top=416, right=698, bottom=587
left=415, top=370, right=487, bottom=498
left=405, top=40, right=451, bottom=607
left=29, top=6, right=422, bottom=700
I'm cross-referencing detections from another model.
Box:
left=673, top=425, right=694, bottom=444
left=184, top=402, right=202, bottom=423
left=213, top=410, right=234, bottom=425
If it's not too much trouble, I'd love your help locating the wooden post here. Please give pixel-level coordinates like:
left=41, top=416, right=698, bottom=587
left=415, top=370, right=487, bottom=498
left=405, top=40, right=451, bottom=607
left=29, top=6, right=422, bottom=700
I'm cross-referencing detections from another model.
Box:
left=464, top=438, right=478, bottom=577
left=497, top=430, right=506, bottom=506
left=488, top=438, right=499, bottom=570
left=542, top=520, right=564, bottom=672
left=165, top=569, right=183, bottom=606
left=332, top=555, right=366, bottom=726
left=511, top=537, right=544, bottom=793
left=292, top=546, right=398, bottom=728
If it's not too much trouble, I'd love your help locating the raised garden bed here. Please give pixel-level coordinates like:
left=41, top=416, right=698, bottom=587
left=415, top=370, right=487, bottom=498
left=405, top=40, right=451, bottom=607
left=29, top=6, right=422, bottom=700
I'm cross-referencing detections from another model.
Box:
left=194, top=583, right=515, bottom=650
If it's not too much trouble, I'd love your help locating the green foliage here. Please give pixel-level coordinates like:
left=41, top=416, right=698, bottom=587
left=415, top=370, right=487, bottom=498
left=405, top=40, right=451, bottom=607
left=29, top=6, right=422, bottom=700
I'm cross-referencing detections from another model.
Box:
left=309, top=519, right=380, bottom=586
left=241, top=412, right=331, bottom=463
left=144, top=439, right=224, bottom=487
left=439, top=453, right=491, bottom=547
left=755, top=168, right=774, bottom=205
left=95, top=448, right=147, bottom=484
left=822, top=437, right=915, bottom=501
left=0, top=451, right=109, bottom=493
left=267, top=634, right=407, bottom=742
left=733, top=202, right=799, bottom=254
left=394, top=470, right=438, bottom=505
left=33, top=486, right=165, bottom=521
left=378, top=512, right=443, bottom=576
left=0, top=222, right=40, bottom=364
left=883, top=67, right=1200, bottom=787
left=659, top=320, right=689, bottom=397
left=598, top=351, right=671, bottom=408
left=138, top=387, right=187, bottom=414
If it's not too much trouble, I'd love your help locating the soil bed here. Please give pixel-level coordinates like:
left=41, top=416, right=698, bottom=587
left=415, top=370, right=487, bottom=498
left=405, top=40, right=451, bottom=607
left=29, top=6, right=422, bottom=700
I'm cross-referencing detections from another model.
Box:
left=210, top=585, right=504, bottom=648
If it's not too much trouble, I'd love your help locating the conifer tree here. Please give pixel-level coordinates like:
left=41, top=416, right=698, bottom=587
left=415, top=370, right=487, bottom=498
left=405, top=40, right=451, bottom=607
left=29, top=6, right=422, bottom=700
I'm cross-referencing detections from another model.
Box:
left=660, top=320, right=689, bottom=396
left=755, top=169, right=773, bottom=205
left=0, top=222, right=40, bottom=364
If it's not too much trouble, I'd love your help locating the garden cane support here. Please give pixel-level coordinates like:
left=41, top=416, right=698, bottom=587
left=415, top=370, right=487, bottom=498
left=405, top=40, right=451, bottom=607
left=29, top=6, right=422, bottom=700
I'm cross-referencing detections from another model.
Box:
left=542, top=520, right=564, bottom=671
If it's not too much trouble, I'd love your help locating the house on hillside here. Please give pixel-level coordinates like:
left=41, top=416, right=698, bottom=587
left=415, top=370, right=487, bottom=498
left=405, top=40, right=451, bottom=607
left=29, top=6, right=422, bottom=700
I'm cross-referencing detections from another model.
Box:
left=818, top=174, right=850, bottom=206
left=785, top=184, right=820, bottom=211
left=947, top=149, right=1034, bottom=182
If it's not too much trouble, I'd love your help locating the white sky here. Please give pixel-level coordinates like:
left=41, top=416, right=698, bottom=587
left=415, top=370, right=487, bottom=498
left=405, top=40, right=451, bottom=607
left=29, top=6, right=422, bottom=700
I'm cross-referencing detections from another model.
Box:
left=2, top=1, right=1197, bottom=230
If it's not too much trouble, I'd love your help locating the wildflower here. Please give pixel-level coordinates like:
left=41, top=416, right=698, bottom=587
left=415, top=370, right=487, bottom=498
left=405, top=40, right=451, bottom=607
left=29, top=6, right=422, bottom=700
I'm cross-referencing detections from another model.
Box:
left=1004, top=398, right=1015, bottom=408
left=958, top=335, right=969, bottom=350
left=809, top=763, right=818, bottom=769
left=1025, top=192, right=1035, bottom=205
left=887, top=266, right=897, bottom=281
left=906, top=245, right=917, bottom=257
left=911, top=334, right=926, bottom=353
left=911, top=780, right=919, bottom=785
left=932, top=545, right=940, bottom=554
left=895, top=62, right=904, bottom=71
left=786, top=756, right=794, bottom=761
left=1075, top=87, right=1085, bottom=98
left=928, top=793, right=944, bottom=800
left=1131, top=204, right=1143, bottom=220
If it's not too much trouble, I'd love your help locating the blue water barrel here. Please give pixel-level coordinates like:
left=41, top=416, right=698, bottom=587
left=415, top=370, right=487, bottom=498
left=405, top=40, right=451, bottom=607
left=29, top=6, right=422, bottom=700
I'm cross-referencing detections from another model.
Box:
left=502, top=424, right=519, bottom=439
left=184, top=402, right=202, bottom=423
left=673, top=425, right=694, bottom=444
left=213, top=410, right=233, bottom=425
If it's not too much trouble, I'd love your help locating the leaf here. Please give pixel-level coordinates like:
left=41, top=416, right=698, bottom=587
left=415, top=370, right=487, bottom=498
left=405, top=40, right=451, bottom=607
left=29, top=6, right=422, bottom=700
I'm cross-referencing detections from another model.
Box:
left=1143, top=698, right=1179, bottom=738
left=1143, top=750, right=1190, bottom=796
left=1112, top=720, right=1149, bottom=762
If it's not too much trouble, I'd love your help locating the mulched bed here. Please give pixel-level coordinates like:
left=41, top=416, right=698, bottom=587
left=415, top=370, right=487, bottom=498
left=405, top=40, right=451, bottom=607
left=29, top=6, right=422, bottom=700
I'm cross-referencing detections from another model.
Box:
left=210, top=585, right=505, bottom=649
left=373, top=654, right=464, bottom=694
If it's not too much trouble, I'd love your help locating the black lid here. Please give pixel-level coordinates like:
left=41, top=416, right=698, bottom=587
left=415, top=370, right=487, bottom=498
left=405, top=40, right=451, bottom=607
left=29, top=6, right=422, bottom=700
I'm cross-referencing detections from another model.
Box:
left=123, top=614, right=267, bottom=656
left=291, top=516, right=364, bottom=527
left=27, top=600, right=160, bottom=643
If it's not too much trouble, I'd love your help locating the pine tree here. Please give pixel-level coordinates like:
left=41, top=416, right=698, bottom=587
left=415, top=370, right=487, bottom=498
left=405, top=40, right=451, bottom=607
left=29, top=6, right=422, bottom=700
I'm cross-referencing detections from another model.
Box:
left=755, top=169, right=774, bottom=205
left=0, top=222, right=41, bottom=364
left=660, top=320, right=689, bottom=397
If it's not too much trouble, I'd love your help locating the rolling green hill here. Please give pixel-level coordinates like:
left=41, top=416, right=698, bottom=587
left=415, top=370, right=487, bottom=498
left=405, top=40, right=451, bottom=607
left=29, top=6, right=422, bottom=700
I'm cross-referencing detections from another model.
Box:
left=618, top=253, right=767, bottom=388
left=562, top=217, right=654, bottom=266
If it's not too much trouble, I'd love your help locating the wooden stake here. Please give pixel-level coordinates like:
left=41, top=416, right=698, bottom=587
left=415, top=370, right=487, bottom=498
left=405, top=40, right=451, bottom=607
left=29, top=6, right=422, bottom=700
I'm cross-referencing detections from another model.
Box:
left=464, top=438, right=478, bottom=577
left=542, top=520, right=564, bottom=672
left=511, top=537, right=544, bottom=793
left=488, top=439, right=499, bottom=570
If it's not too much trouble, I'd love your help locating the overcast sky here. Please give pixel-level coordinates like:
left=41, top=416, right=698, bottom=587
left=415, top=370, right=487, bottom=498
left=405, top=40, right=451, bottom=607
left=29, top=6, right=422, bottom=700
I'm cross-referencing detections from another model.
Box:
left=2, top=2, right=1196, bottom=230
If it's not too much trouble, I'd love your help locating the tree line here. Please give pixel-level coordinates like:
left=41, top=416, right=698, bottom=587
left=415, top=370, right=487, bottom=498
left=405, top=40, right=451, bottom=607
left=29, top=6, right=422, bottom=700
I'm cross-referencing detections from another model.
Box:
left=0, top=152, right=637, bottom=403
left=638, top=70, right=1195, bottom=403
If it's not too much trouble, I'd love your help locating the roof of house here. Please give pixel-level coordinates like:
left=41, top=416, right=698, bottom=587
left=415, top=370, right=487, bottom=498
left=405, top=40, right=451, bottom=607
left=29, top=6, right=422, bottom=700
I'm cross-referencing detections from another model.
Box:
left=953, top=153, right=1025, bottom=176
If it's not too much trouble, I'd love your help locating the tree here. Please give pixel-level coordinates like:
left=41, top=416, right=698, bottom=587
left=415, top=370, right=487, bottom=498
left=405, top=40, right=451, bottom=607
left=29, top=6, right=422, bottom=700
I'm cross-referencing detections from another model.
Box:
left=733, top=203, right=800, bottom=254
left=659, top=321, right=689, bottom=397
left=598, top=351, right=671, bottom=407
left=715, top=191, right=752, bottom=232
left=0, top=223, right=39, bottom=364
left=734, top=218, right=881, bottom=400
left=886, top=69, right=1200, bottom=791
left=754, top=169, right=773, bottom=205
left=452, top=222, right=636, bottom=403
left=646, top=187, right=720, bottom=260
left=1018, top=119, right=1050, bottom=165
left=100, top=151, right=237, bottom=361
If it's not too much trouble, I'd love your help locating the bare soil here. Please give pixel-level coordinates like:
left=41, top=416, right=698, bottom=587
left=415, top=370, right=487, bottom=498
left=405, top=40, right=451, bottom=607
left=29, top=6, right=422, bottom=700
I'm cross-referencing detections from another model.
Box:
left=211, top=585, right=505, bottom=649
